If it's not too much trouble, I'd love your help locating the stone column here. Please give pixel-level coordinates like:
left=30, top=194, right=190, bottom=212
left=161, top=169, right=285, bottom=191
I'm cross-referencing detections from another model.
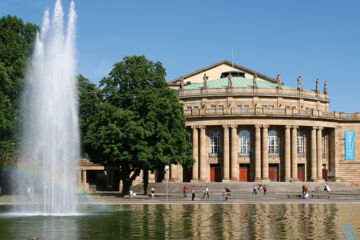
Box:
left=311, top=127, right=317, bottom=181
left=334, top=127, right=340, bottom=181
left=231, top=125, right=238, bottom=181
left=262, top=125, right=269, bottom=181
left=255, top=125, right=262, bottom=181
left=291, top=126, right=298, bottom=180
left=222, top=125, right=230, bottom=182
left=284, top=126, right=291, bottom=181
left=170, top=164, right=178, bottom=182
left=191, top=126, right=199, bottom=182
left=82, top=170, right=88, bottom=191
left=317, top=127, right=324, bottom=182
left=199, top=125, right=207, bottom=182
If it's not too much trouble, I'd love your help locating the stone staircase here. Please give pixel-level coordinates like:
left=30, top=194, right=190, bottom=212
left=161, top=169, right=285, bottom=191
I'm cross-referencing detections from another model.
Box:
left=131, top=182, right=359, bottom=197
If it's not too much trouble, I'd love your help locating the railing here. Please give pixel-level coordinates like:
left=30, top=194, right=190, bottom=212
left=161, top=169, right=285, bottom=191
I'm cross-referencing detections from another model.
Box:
left=185, top=107, right=360, bottom=120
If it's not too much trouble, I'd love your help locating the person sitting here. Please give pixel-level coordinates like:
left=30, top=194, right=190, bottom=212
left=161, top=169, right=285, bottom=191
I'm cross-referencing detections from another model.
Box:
left=324, top=183, right=331, bottom=192
left=224, top=187, right=231, bottom=200
left=150, top=187, right=155, bottom=199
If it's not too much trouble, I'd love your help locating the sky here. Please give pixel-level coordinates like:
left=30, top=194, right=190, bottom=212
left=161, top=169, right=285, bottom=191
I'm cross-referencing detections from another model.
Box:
left=1, top=0, right=360, bottom=112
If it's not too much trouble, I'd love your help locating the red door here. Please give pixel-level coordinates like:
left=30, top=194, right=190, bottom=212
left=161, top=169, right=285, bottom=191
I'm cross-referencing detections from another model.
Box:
left=298, top=164, right=305, bottom=182
left=269, top=164, right=278, bottom=181
left=210, top=165, right=222, bottom=182
left=322, top=169, right=328, bottom=181
left=239, top=164, right=250, bottom=182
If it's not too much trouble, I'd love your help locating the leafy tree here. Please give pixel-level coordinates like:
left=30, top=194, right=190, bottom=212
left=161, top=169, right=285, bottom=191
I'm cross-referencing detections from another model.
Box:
left=0, top=16, right=38, bottom=167
left=77, top=74, right=100, bottom=156
left=84, top=56, right=193, bottom=195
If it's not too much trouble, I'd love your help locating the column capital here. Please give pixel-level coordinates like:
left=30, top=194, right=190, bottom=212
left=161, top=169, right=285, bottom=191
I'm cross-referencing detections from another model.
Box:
left=262, top=124, right=269, bottom=129
left=318, top=127, right=324, bottom=130
left=292, top=125, right=299, bottom=129
left=199, top=125, right=206, bottom=130
left=312, top=126, right=318, bottom=130
left=222, top=125, right=230, bottom=129
left=285, top=125, right=291, bottom=129
left=230, top=124, right=237, bottom=129
left=255, top=124, right=262, bottom=129
left=191, top=125, right=198, bottom=130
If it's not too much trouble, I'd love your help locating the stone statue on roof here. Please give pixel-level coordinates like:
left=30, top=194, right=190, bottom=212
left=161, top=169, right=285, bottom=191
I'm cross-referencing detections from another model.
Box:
left=297, top=76, right=302, bottom=90
left=276, top=74, right=282, bottom=89
left=316, top=78, right=319, bottom=92
left=180, top=77, right=184, bottom=90
left=228, top=73, right=232, bottom=88
left=324, top=80, right=328, bottom=94
left=203, top=73, right=208, bottom=89
left=253, top=74, right=258, bottom=89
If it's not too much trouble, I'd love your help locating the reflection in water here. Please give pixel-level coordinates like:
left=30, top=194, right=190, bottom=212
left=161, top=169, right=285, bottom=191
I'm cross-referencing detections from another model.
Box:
left=0, top=204, right=360, bottom=239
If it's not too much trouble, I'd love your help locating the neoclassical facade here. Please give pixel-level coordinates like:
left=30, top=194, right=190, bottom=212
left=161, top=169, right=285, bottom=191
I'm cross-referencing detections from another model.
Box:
left=166, top=60, right=360, bottom=185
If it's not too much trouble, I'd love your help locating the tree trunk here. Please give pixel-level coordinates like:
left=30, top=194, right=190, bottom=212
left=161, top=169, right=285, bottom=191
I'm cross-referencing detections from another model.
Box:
left=143, top=170, right=149, bottom=195
left=121, top=178, right=131, bottom=196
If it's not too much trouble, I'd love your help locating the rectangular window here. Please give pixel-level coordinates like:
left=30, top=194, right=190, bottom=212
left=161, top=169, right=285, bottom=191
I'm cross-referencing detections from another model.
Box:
left=194, top=106, right=199, bottom=110
left=218, top=105, right=224, bottom=112
left=187, top=106, right=192, bottom=112
left=244, top=105, right=249, bottom=112
left=236, top=105, right=242, bottom=112
left=262, top=105, right=267, bottom=109
left=211, top=105, right=216, bottom=112
left=297, top=135, right=304, bottom=157
left=268, top=105, right=274, bottom=111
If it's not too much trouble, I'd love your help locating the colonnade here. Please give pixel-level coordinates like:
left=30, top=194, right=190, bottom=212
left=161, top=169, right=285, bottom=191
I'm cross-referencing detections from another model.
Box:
left=186, top=125, right=331, bottom=182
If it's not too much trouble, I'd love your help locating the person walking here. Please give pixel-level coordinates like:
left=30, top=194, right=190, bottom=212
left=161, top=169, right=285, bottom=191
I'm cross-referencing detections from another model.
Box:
left=184, top=185, right=188, bottom=198
left=252, top=185, right=257, bottom=195
left=258, top=185, right=263, bottom=195
left=263, top=185, right=267, bottom=195
left=150, top=187, right=155, bottom=199
left=191, top=186, right=196, bottom=201
left=202, top=186, right=209, bottom=199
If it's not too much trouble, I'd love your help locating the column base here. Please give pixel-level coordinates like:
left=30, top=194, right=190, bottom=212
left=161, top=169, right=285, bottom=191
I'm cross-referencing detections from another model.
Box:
left=169, top=178, right=178, bottom=183
left=255, top=177, right=262, bottom=182
left=222, top=179, right=231, bottom=182
left=191, top=179, right=199, bottom=183
left=261, top=178, right=270, bottom=182
left=230, top=178, right=238, bottom=182
left=199, top=178, right=207, bottom=182
left=315, top=179, right=324, bottom=182
left=311, top=178, right=318, bottom=182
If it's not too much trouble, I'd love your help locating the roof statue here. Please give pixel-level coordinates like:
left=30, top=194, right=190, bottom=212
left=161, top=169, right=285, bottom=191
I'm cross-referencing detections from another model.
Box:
left=276, top=74, right=282, bottom=89
left=228, top=73, right=232, bottom=88
left=297, top=76, right=302, bottom=90
left=203, top=73, right=208, bottom=89
left=316, top=78, right=319, bottom=92
left=253, top=74, right=258, bottom=88
left=179, top=77, right=184, bottom=90
left=324, top=80, right=328, bottom=94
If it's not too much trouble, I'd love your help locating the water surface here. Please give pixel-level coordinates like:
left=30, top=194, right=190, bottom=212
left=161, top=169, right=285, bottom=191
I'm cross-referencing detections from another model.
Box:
left=0, top=204, right=359, bottom=239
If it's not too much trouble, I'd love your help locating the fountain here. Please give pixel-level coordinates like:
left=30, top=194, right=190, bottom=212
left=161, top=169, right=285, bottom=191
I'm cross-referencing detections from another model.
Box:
left=17, top=0, right=79, bottom=214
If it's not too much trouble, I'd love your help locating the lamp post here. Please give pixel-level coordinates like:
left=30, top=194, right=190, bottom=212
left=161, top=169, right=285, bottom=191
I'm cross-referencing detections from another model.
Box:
left=165, top=165, right=169, bottom=201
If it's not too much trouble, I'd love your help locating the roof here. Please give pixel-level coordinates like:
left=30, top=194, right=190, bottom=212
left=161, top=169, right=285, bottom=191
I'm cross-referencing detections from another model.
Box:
left=182, top=76, right=296, bottom=90
left=169, top=60, right=277, bottom=85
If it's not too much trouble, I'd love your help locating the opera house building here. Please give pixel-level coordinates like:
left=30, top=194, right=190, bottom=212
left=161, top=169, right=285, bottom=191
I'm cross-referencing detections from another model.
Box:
left=79, top=60, right=360, bottom=191
left=166, top=60, right=360, bottom=185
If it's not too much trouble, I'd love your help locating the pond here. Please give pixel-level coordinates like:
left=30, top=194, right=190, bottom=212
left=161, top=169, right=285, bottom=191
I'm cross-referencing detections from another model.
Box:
left=0, top=204, right=359, bottom=239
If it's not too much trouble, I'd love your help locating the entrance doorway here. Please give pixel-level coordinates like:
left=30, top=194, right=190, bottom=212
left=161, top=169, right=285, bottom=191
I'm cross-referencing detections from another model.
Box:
left=298, top=164, right=305, bottom=182
left=269, top=164, right=278, bottom=181
left=239, top=164, right=250, bottom=182
left=322, top=165, right=328, bottom=181
left=210, top=164, right=222, bottom=182
left=183, top=168, right=192, bottom=182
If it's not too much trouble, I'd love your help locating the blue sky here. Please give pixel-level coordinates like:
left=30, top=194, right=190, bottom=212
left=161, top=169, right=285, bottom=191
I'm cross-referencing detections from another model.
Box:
left=1, top=0, right=360, bottom=112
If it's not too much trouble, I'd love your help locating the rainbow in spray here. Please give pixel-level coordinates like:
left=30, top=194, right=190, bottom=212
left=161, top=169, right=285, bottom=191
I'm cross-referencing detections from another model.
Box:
left=17, top=0, right=79, bottom=214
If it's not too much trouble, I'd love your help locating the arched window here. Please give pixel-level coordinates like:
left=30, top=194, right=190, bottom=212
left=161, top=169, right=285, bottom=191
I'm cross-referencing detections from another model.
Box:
left=239, top=130, right=250, bottom=156
left=268, top=130, right=279, bottom=156
left=210, top=130, right=221, bottom=157
left=297, top=130, right=304, bottom=157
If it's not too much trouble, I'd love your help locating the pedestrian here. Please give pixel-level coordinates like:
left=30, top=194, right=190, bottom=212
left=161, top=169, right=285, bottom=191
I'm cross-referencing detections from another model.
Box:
left=184, top=185, right=188, bottom=198
left=252, top=185, right=257, bottom=195
left=263, top=185, right=267, bottom=195
left=258, top=185, right=263, bottom=195
left=129, top=190, right=134, bottom=199
left=26, top=186, right=31, bottom=200
left=302, top=185, right=306, bottom=199
left=191, top=186, right=195, bottom=201
left=0, top=186, right=2, bottom=197
left=150, top=187, right=155, bottom=199
left=304, top=186, right=309, bottom=199
left=202, top=186, right=209, bottom=199
left=324, top=183, right=331, bottom=192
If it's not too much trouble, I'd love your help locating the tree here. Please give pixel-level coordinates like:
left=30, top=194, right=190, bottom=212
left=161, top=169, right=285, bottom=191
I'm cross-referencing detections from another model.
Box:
left=0, top=16, right=38, bottom=167
left=77, top=74, right=100, bottom=156
left=84, top=56, right=193, bottom=195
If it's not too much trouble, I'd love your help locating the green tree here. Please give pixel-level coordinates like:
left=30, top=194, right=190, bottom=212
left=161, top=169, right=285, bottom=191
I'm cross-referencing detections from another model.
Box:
left=84, top=56, right=193, bottom=195
left=77, top=74, right=100, bottom=156
left=0, top=16, right=38, bottom=167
